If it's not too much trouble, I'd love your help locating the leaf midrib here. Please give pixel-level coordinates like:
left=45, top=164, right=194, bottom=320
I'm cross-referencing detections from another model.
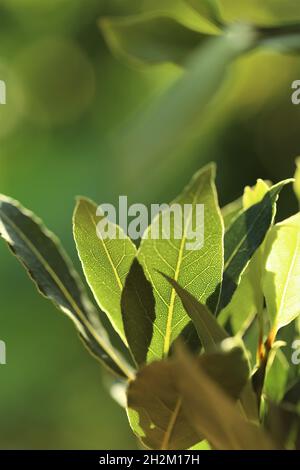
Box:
left=85, top=204, right=123, bottom=291
left=163, top=188, right=200, bottom=355
left=160, top=397, right=182, bottom=450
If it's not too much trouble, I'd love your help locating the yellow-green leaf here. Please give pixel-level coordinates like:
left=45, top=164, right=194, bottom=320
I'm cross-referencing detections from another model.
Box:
left=137, top=163, right=224, bottom=361
left=294, top=157, right=300, bottom=204
left=263, top=212, right=300, bottom=332
left=217, top=179, right=292, bottom=313
left=0, top=194, right=132, bottom=379
left=73, top=197, right=137, bottom=344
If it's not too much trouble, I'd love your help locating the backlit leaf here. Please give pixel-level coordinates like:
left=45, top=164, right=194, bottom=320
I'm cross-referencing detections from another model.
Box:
left=217, top=179, right=292, bottom=313
left=294, top=157, right=300, bottom=204
left=137, top=163, right=223, bottom=361
left=0, top=195, right=133, bottom=379
left=73, top=197, right=137, bottom=344
left=263, top=212, right=300, bottom=332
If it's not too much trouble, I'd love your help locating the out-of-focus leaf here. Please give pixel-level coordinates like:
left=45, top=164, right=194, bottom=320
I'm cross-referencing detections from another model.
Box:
left=175, top=345, right=276, bottom=449
left=260, top=34, right=300, bottom=54
left=161, top=274, right=227, bottom=351
left=263, top=212, right=300, bottom=333
left=294, top=157, right=300, bottom=204
left=100, top=13, right=213, bottom=66
left=121, top=25, right=255, bottom=188
left=185, top=0, right=223, bottom=26
left=127, top=338, right=250, bottom=450
left=121, top=259, right=156, bottom=366
left=137, top=164, right=224, bottom=360
left=0, top=195, right=133, bottom=379
left=217, top=180, right=292, bottom=314
left=73, top=197, right=137, bottom=345
left=219, top=1, right=300, bottom=25
left=264, top=401, right=300, bottom=450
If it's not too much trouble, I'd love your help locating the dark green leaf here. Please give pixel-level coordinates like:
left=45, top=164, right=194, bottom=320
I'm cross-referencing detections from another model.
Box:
left=121, top=259, right=156, bottom=366
left=0, top=195, right=133, bottom=379
left=161, top=274, right=227, bottom=351
left=264, top=401, right=300, bottom=450
left=217, top=179, right=292, bottom=313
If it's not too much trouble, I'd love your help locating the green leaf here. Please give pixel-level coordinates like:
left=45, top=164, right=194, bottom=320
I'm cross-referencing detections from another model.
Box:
left=99, top=13, right=212, bottom=67
left=264, top=401, right=300, bottom=450
left=121, top=259, right=156, bottom=366
left=263, top=212, right=300, bottom=333
left=137, top=163, right=224, bottom=360
left=283, top=380, right=300, bottom=407
left=161, top=274, right=228, bottom=351
left=242, top=179, right=270, bottom=209
left=264, top=346, right=289, bottom=403
left=218, top=268, right=258, bottom=335
left=175, top=345, right=277, bottom=450
left=217, top=179, right=292, bottom=313
left=219, top=179, right=271, bottom=332
left=218, top=1, right=300, bottom=25
left=294, top=157, right=300, bottom=204
left=185, top=0, right=223, bottom=26
left=127, top=338, right=250, bottom=450
left=0, top=195, right=133, bottom=379
left=221, top=196, right=242, bottom=230
left=73, top=197, right=137, bottom=345
left=120, top=26, right=255, bottom=189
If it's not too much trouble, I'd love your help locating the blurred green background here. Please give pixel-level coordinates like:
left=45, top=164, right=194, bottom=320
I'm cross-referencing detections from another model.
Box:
left=0, top=0, right=300, bottom=449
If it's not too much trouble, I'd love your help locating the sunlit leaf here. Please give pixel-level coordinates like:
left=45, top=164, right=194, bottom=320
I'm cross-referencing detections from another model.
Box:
left=294, top=157, right=300, bottom=204
left=137, top=164, right=223, bottom=361
left=73, top=197, right=137, bottom=344
left=0, top=195, right=133, bottom=379
left=263, top=212, right=300, bottom=333
left=217, top=179, right=292, bottom=313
